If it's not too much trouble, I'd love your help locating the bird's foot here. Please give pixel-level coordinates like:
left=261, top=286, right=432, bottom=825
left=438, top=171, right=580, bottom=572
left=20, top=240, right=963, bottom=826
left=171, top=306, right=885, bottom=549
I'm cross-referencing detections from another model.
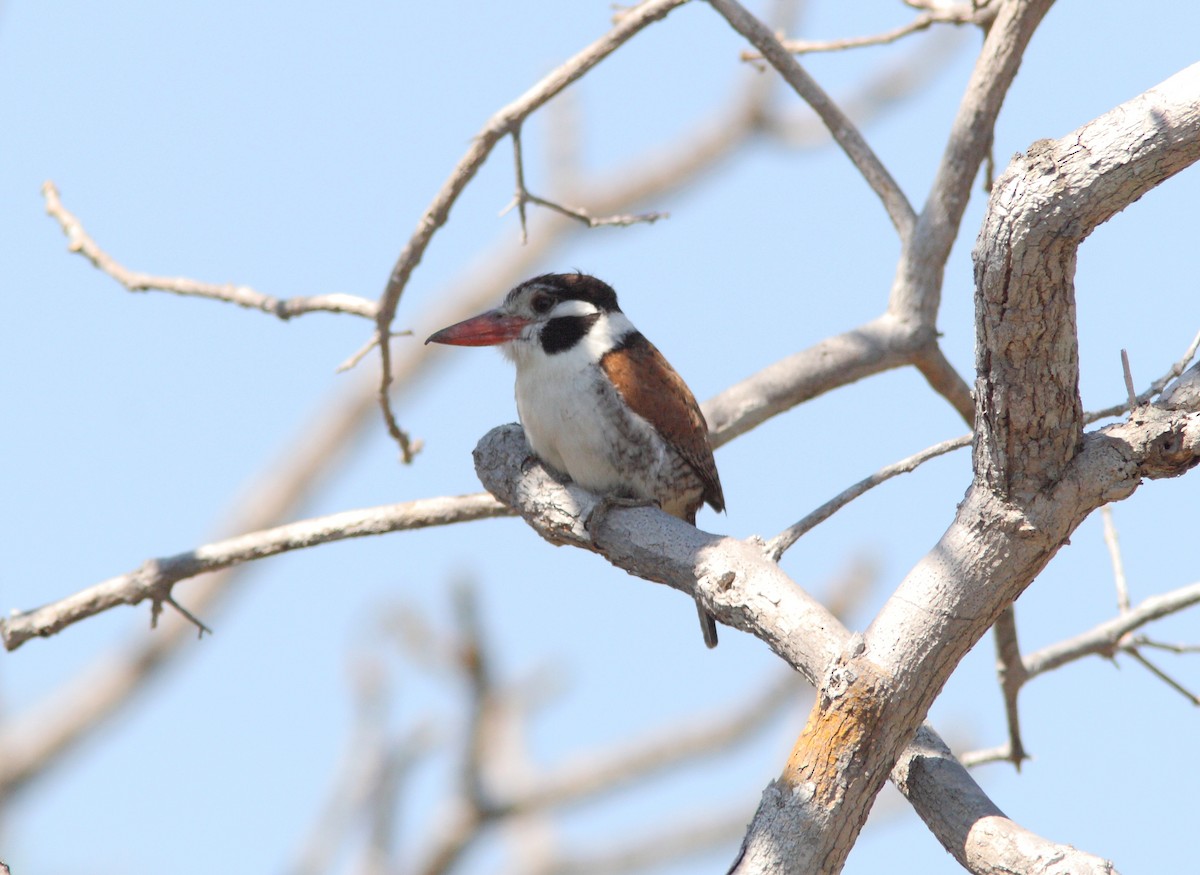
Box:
left=583, top=495, right=659, bottom=536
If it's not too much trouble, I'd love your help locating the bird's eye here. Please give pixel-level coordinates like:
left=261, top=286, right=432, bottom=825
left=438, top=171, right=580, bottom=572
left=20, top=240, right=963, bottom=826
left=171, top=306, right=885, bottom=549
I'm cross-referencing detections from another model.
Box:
left=531, top=293, right=553, bottom=314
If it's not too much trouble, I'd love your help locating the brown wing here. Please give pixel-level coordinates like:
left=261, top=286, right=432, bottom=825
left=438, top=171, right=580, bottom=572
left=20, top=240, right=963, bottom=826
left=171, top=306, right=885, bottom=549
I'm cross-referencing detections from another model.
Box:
left=600, top=333, right=725, bottom=513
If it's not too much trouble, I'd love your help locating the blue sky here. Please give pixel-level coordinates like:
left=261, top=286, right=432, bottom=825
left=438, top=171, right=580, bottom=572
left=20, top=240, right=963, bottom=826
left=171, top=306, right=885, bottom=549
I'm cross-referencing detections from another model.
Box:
left=3, top=2, right=1198, bottom=873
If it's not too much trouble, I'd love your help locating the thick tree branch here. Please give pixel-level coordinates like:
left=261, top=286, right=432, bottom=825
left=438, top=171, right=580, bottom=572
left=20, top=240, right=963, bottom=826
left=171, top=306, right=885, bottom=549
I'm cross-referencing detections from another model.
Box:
left=893, top=727, right=1115, bottom=875
left=975, top=62, right=1200, bottom=497
left=703, top=313, right=921, bottom=445
left=733, top=63, right=1200, bottom=873
left=699, top=0, right=1019, bottom=441
left=474, top=424, right=840, bottom=678
left=471, top=423, right=1121, bottom=875
left=893, top=0, right=1056, bottom=325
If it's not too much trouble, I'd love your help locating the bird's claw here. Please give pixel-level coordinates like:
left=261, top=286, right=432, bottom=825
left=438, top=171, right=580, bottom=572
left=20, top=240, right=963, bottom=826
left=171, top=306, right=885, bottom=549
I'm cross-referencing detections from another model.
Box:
left=583, top=495, right=658, bottom=536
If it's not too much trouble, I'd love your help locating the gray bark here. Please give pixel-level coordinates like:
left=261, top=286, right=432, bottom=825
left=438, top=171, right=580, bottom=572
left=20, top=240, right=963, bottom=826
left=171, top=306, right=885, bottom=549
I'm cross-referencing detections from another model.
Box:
left=475, top=62, right=1200, bottom=875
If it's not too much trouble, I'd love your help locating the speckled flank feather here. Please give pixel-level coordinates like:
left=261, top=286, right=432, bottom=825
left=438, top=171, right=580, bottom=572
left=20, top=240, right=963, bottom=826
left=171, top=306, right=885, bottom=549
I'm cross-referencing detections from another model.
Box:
left=600, top=333, right=724, bottom=521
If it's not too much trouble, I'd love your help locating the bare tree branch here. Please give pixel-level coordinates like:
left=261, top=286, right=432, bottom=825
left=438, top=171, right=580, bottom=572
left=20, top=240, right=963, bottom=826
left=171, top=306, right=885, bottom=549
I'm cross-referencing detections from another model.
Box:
left=0, top=493, right=509, bottom=651
left=963, top=576, right=1200, bottom=767
left=754, top=3, right=987, bottom=57
left=473, top=422, right=1134, bottom=875
left=42, top=181, right=378, bottom=321
left=697, top=0, right=1028, bottom=443
left=0, top=379, right=385, bottom=801
left=766, top=433, right=970, bottom=561
left=11, top=10, right=1051, bottom=868
left=892, top=727, right=1115, bottom=875
left=501, top=673, right=803, bottom=816
left=1101, top=506, right=1131, bottom=612
left=894, top=0, right=1056, bottom=327
left=413, top=583, right=803, bottom=875
left=1124, top=648, right=1200, bottom=705
left=704, top=314, right=922, bottom=445
left=502, top=125, right=668, bottom=241
left=287, top=659, right=435, bottom=875
left=991, top=607, right=1029, bottom=769
left=1023, top=580, right=1200, bottom=679
left=732, top=61, right=1200, bottom=873
left=706, top=0, right=917, bottom=240
left=983, top=333, right=1200, bottom=773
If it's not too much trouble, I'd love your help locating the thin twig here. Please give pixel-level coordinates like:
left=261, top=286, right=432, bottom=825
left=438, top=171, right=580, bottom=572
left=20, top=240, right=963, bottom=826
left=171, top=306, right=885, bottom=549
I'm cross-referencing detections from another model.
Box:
left=1125, top=649, right=1200, bottom=706
left=0, top=493, right=510, bottom=651
left=1121, top=348, right=1138, bottom=412
left=377, top=338, right=420, bottom=463
left=1100, top=506, right=1130, bottom=613
left=42, top=181, right=378, bottom=321
left=958, top=744, right=1022, bottom=769
left=749, top=5, right=981, bottom=57
left=338, top=330, right=383, bottom=373
left=766, top=433, right=970, bottom=561
left=506, top=191, right=669, bottom=229
left=511, top=125, right=531, bottom=244
left=1085, top=327, right=1200, bottom=421
left=502, top=121, right=668, bottom=240
left=991, top=607, right=1028, bottom=769
left=1128, top=636, right=1200, bottom=655
left=156, top=593, right=214, bottom=639
left=964, top=580, right=1200, bottom=766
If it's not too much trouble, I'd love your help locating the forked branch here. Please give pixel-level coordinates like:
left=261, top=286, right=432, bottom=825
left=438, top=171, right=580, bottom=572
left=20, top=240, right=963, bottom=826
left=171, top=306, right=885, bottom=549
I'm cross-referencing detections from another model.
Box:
left=371, top=0, right=690, bottom=460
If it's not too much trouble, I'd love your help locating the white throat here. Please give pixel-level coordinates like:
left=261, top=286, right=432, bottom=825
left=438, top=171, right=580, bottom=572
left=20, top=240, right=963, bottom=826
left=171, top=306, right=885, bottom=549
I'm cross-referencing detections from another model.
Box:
left=508, top=308, right=642, bottom=488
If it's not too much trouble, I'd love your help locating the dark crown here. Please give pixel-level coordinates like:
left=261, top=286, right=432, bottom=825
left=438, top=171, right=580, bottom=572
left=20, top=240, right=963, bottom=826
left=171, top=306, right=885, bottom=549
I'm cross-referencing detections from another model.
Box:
left=508, top=273, right=621, bottom=314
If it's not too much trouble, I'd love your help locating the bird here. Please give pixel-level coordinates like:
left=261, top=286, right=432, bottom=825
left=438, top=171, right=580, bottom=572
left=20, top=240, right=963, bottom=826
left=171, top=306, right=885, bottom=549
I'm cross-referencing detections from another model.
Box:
left=426, top=272, right=725, bottom=648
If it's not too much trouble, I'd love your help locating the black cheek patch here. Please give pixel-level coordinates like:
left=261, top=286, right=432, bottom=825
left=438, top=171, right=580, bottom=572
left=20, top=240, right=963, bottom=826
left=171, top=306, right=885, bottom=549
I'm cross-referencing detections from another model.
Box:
left=541, top=313, right=600, bottom=354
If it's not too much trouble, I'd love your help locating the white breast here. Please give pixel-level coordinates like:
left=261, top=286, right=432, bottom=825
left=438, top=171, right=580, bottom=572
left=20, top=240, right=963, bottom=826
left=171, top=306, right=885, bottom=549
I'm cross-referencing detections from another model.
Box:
left=509, top=312, right=669, bottom=499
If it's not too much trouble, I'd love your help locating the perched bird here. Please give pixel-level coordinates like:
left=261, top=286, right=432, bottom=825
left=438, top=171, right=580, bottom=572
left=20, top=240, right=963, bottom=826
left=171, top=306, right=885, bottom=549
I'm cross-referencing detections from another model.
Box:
left=426, top=273, right=725, bottom=648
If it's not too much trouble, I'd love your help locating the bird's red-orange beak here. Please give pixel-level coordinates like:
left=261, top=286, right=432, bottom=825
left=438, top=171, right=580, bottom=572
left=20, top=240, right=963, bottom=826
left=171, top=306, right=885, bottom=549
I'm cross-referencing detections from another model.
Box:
left=425, top=309, right=530, bottom=347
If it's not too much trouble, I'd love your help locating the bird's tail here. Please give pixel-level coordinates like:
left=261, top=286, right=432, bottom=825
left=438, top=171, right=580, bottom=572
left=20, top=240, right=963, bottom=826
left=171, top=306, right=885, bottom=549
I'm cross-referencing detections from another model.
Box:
left=697, top=599, right=718, bottom=649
